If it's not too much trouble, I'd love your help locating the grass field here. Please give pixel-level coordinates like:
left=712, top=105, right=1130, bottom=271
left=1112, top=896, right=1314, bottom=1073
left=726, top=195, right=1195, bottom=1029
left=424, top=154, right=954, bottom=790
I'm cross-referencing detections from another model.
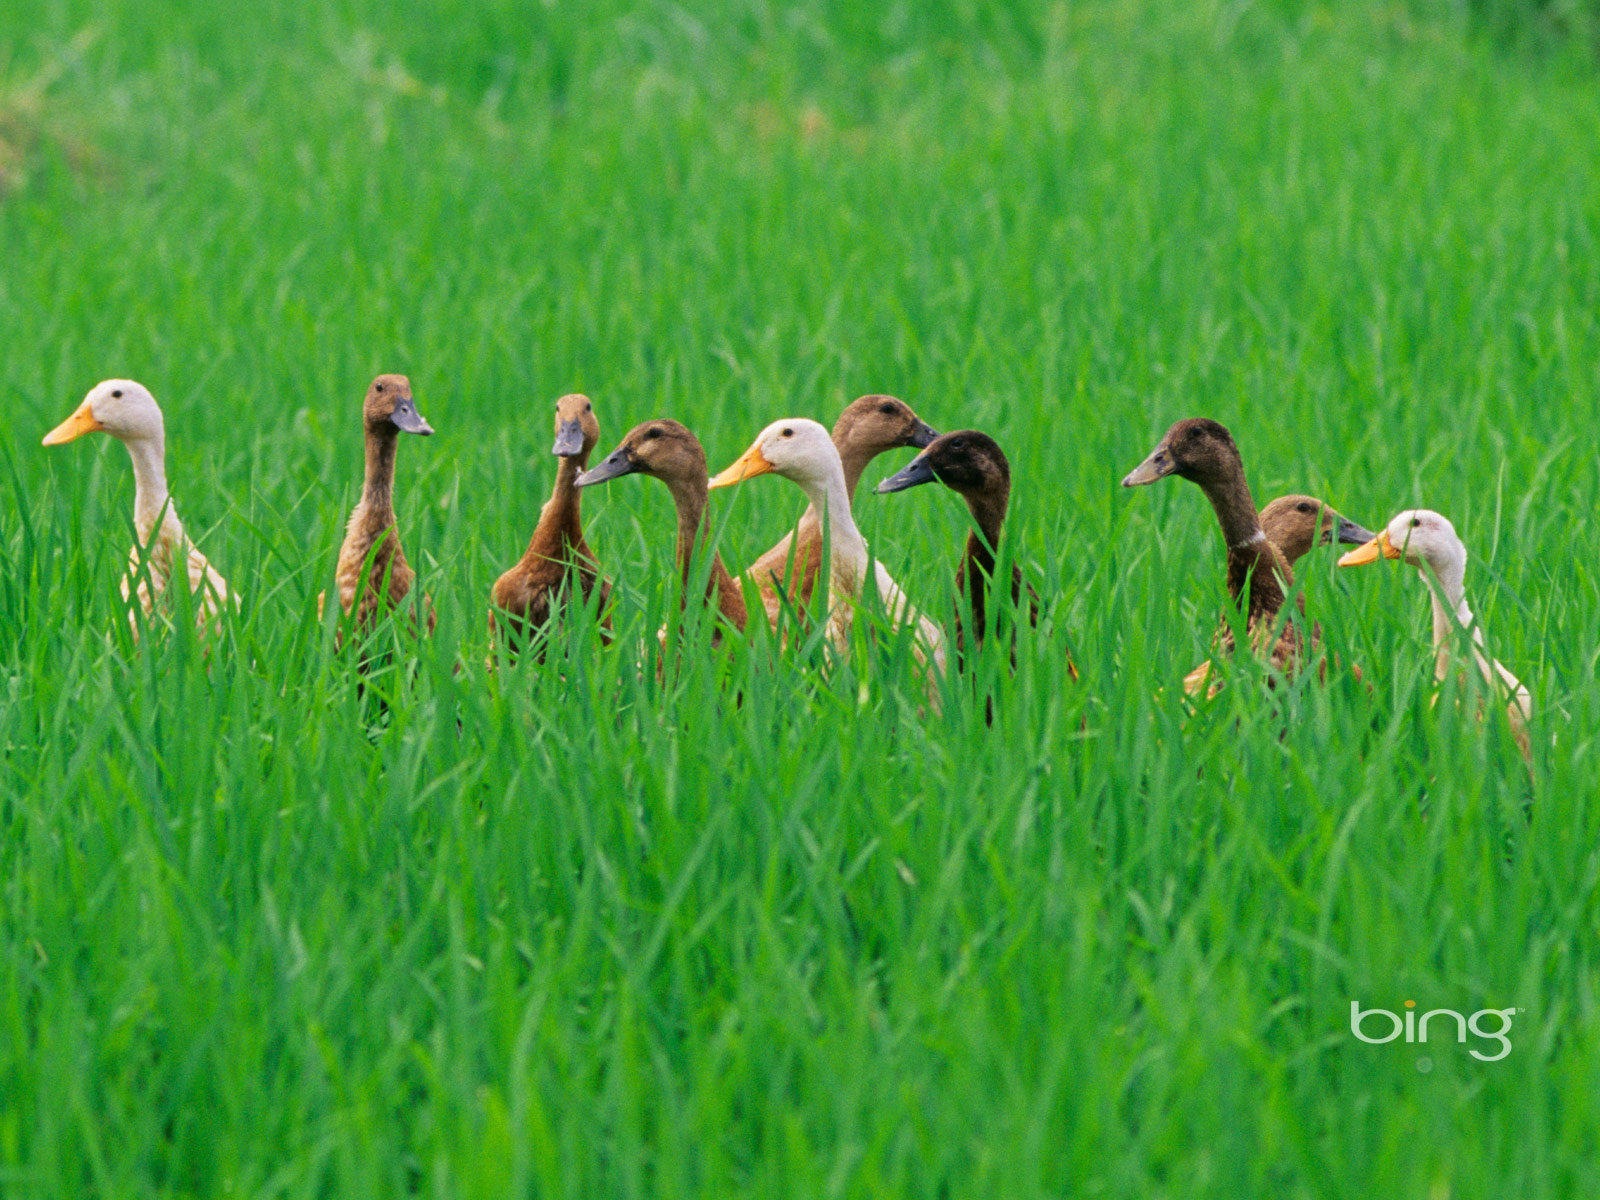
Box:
left=3, top=0, right=1599, bottom=1195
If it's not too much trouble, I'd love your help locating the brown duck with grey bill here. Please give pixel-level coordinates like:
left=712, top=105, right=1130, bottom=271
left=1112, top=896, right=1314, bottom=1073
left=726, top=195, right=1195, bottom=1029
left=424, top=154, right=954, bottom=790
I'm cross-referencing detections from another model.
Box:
left=744, top=394, right=936, bottom=626
left=1122, top=417, right=1317, bottom=677
left=335, top=373, right=434, bottom=638
left=490, top=393, right=612, bottom=661
left=577, top=419, right=748, bottom=636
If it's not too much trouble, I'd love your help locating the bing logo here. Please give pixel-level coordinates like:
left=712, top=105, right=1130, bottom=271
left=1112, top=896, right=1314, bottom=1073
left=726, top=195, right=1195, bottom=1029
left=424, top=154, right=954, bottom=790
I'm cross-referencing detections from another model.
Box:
left=1349, top=999, right=1516, bottom=1061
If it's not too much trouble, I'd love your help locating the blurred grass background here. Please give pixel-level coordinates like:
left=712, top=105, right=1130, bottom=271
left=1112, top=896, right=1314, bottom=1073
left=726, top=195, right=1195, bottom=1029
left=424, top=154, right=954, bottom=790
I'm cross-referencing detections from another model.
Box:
left=2, top=0, right=1598, bottom=1196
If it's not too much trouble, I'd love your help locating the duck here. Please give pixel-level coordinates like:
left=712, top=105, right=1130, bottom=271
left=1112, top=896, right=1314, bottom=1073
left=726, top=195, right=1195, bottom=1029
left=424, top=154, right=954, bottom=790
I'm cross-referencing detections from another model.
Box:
left=1338, top=509, right=1532, bottom=762
left=710, top=418, right=944, bottom=669
left=1259, top=495, right=1375, bottom=568
left=576, top=419, right=748, bottom=634
left=1178, top=492, right=1375, bottom=695
left=743, top=394, right=937, bottom=624
left=490, top=393, right=611, bottom=659
left=875, top=429, right=1055, bottom=669
left=1122, top=418, right=1308, bottom=679
left=42, top=378, right=232, bottom=637
left=334, top=373, right=434, bottom=637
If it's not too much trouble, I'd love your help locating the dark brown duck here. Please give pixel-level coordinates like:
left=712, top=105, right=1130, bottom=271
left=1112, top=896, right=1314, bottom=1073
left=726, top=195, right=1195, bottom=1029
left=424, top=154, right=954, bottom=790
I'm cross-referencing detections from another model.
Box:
left=1122, top=418, right=1305, bottom=675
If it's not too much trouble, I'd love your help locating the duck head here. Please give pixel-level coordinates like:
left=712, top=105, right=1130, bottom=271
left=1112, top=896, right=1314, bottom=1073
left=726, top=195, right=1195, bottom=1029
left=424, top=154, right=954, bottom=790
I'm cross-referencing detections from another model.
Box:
left=1121, top=418, right=1241, bottom=488
left=708, top=418, right=838, bottom=489
left=364, top=373, right=432, bottom=436
left=1338, top=508, right=1463, bottom=573
left=576, top=419, right=706, bottom=488
left=1259, top=494, right=1374, bottom=563
left=833, top=394, right=938, bottom=454
left=876, top=429, right=1009, bottom=497
left=552, top=393, right=599, bottom=459
left=44, top=379, right=164, bottom=446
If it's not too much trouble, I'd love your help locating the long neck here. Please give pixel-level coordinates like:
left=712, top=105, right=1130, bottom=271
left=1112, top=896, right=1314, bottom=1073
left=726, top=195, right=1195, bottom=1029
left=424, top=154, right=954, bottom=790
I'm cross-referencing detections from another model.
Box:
left=1199, top=465, right=1264, bottom=551
left=796, top=464, right=866, bottom=564
left=125, top=435, right=175, bottom=541
left=545, top=453, right=586, bottom=539
left=960, top=485, right=1006, bottom=599
left=837, top=440, right=873, bottom=500
left=1420, top=550, right=1472, bottom=678
left=667, top=476, right=747, bottom=628
left=361, top=426, right=399, bottom=522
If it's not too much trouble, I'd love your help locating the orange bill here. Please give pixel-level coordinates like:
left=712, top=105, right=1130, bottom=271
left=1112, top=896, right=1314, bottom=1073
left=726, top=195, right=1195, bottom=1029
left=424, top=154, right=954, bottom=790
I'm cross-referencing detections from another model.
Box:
left=42, top=401, right=104, bottom=446
left=1336, top=529, right=1399, bottom=567
left=708, top=441, right=775, bottom=489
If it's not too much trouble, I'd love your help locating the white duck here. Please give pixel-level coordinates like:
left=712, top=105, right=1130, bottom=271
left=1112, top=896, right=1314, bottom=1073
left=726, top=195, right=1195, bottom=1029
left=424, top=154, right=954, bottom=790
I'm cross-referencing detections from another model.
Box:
left=43, top=379, right=232, bottom=637
left=709, top=418, right=945, bottom=671
left=1338, top=508, right=1531, bottom=762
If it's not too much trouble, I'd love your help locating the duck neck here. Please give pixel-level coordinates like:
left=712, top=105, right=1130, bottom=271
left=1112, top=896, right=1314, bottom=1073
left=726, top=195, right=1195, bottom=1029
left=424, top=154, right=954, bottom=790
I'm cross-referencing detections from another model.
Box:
left=361, top=426, right=399, bottom=524
left=667, top=475, right=746, bottom=627
left=1199, top=466, right=1265, bottom=552
left=547, top=452, right=587, bottom=539
left=125, top=434, right=177, bottom=542
left=1420, top=548, right=1472, bottom=675
left=797, top=468, right=867, bottom=567
left=837, top=441, right=873, bottom=500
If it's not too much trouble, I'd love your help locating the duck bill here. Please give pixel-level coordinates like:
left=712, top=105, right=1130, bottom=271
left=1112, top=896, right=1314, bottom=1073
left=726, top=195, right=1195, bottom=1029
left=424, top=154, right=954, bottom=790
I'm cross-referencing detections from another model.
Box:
left=1337, top=529, right=1400, bottom=567
left=1336, top=516, right=1377, bottom=546
left=908, top=419, right=939, bottom=449
left=42, top=401, right=104, bottom=445
left=708, top=442, right=774, bottom=489
left=575, top=445, right=637, bottom=487
left=390, top=398, right=433, bottom=435
left=1120, top=444, right=1173, bottom=487
left=876, top=454, right=937, bottom=494
left=552, top=418, right=585, bottom=457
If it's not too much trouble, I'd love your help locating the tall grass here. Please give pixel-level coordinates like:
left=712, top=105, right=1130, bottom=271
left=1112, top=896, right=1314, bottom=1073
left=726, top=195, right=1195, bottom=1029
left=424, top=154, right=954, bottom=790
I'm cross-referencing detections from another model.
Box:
left=1, top=0, right=1597, bottom=1196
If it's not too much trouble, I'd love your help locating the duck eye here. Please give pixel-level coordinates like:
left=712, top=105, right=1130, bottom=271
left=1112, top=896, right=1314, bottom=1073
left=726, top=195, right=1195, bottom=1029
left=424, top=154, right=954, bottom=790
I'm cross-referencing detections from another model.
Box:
left=1298, top=503, right=1312, bottom=513
left=781, top=427, right=793, bottom=437
left=644, top=428, right=660, bottom=440
left=584, top=403, right=592, bottom=413
left=1410, top=517, right=1422, bottom=528
left=111, top=389, right=123, bottom=398
left=878, top=402, right=895, bottom=414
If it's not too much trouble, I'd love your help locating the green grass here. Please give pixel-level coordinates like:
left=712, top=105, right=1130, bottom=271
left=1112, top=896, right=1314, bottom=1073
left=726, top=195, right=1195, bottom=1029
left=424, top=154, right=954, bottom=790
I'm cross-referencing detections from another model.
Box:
left=2, top=0, right=1598, bottom=1195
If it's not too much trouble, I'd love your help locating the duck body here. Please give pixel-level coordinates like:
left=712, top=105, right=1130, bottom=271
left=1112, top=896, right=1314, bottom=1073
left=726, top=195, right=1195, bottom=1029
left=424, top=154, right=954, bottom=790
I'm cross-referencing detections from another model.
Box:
left=711, top=417, right=944, bottom=669
left=1339, top=509, right=1531, bottom=761
left=335, top=374, right=434, bottom=637
left=491, top=394, right=610, bottom=658
left=1123, top=418, right=1305, bottom=675
left=577, top=418, right=748, bottom=636
left=43, top=379, right=232, bottom=637
left=743, top=395, right=937, bottom=626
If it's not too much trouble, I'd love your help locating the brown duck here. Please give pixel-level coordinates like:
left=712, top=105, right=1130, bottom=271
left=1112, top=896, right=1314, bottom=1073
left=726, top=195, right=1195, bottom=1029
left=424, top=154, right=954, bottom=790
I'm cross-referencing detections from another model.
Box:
left=744, top=394, right=936, bottom=624
left=490, top=393, right=611, bottom=658
left=1179, top=492, right=1374, bottom=694
left=1122, top=418, right=1313, bottom=679
left=876, top=429, right=1057, bottom=670
left=335, top=373, right=434, bottom=637
left=576, top=419, right=748, bottom=634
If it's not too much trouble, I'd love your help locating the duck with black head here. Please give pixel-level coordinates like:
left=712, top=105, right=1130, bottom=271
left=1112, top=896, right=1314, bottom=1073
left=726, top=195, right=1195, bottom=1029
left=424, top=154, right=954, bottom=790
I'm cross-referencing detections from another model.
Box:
left=490, top=393, right=612, bottom=660
left=877, top=429, right=1062, bottom=674
left=1122, top=417, right=1308, bottom=678
left=334, top=373, right=434, bottom=639
left=43, top=378, right=232, bottom=638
